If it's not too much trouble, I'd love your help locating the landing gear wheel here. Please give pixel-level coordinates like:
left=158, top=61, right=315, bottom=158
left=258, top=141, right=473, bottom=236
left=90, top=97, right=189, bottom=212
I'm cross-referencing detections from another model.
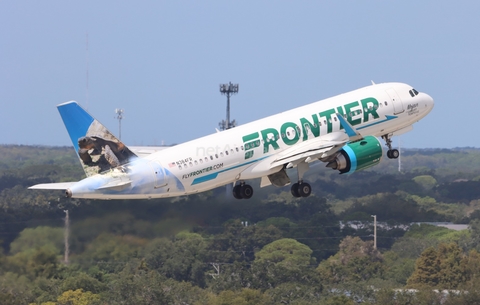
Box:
left=387, top=149, right=399, bottom=159
left=298, top=182, right=312, bottom=197
left=390, top=149, right=399, bottom=159
left=291, top=183, right=301, bottom=198
left=240, top=184, right=254, bottom=199
left=233, top=185, right=243, bottom=199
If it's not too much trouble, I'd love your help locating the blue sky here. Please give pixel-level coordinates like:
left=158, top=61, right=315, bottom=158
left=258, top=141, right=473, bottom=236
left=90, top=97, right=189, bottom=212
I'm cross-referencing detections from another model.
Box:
left=1, top=1, right=478, bottom=148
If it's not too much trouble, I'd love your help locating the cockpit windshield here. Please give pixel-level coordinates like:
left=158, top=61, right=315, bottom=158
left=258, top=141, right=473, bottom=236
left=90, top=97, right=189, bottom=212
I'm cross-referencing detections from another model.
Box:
left=409, top=88, right=419, bottom=97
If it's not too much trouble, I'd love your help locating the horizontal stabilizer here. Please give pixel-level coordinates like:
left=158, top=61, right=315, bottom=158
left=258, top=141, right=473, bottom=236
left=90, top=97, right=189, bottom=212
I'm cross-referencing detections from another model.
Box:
left=129, top=146, right=170, bottom=158
left=28, top=182, right=77, bottom=190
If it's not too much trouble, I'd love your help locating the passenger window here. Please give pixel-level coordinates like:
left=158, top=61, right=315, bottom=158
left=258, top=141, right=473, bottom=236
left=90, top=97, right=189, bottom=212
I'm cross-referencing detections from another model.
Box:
left=210, top=156, right=213, bottom=160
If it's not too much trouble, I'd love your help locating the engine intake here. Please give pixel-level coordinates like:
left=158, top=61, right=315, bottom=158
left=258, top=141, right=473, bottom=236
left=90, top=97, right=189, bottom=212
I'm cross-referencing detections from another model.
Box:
left=326, top=136, right=383, bottom=174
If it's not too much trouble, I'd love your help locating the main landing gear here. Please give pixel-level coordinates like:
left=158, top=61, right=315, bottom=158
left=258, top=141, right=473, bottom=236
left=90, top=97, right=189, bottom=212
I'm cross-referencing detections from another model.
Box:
left=382, top=134, right=399, bottom=159
left=233, top=161, right=314, bottom=200
left=233, top=182, right=253, bottom=199
left=291, top=181, right=312, bottom=198
left=290, top=161, right=312, bottom=198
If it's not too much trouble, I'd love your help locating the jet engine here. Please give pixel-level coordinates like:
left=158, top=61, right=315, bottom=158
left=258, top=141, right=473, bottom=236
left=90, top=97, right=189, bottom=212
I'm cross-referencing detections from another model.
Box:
left=326, top=136, right=383, bottom=174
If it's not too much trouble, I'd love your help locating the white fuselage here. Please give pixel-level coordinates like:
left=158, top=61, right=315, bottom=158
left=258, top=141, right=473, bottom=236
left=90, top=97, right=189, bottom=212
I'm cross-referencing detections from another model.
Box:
left=67, top=82, right=434, bottom=199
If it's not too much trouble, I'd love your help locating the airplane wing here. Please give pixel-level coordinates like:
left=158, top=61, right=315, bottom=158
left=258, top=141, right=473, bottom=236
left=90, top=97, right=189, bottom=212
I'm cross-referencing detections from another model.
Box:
left=269, top=131, right=349, bottom=169
left=264, top=114, right=365, bottom=170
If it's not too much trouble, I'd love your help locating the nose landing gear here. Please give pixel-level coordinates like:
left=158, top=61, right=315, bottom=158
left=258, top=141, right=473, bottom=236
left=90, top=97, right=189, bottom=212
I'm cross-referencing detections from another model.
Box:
left=382, top=134, right=399, bottom=159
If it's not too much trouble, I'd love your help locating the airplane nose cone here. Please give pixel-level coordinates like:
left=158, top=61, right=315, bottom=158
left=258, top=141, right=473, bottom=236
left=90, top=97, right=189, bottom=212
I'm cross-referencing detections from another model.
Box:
left=420, top=92, right=434, bottom=114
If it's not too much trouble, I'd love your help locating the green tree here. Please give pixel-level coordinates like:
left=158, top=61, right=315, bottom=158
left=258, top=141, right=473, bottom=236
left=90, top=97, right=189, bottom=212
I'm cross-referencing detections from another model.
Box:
left=266, top=283, right=323, bottom=305
left=254, top=238, right=314, bottom=268
left=75, top=233, right=147, bottom=271
left=56, top=289, right=101, bottom=305
left=9, top=226, right=63, bottom=255
left=413, top=175, right=437, bottom=191
left=203, top=288, right=271, bottom=305
left=407, top=242, right=466, bottom=289
left=382, top=251, right=415, bottom=285
left=107, top=262, right=172, bottom=305
left=143, top=232, right=207, bottom=286
left=60, top=272, right=106, bottom=295
left=317, top=236, right=383, bottom=284
left=208, top=219, right=282, bottom=263
left=0, top=272, right=34, bottom=305
left=7, top=246, right=60, bottom=279
left=322, top=295, right=355, bottom=305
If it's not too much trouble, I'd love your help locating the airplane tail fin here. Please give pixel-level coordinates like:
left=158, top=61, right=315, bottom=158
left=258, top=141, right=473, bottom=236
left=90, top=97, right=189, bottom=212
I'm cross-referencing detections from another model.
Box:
left=57, top=101, right=137, bottom=177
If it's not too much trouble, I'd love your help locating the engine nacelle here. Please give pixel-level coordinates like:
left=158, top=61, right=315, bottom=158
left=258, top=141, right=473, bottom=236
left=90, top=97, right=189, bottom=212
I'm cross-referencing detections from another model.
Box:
left=326, top=136, right=383, bottom=174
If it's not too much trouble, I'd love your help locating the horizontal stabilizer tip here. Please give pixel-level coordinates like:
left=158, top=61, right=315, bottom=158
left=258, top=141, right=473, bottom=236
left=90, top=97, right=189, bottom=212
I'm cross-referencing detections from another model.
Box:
left=28, top=182, right=77, bottom=190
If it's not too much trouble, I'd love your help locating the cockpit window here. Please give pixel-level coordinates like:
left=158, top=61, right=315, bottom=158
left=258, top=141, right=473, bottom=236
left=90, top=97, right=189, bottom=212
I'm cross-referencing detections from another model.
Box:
left=409, top=88, right=419, bottom=97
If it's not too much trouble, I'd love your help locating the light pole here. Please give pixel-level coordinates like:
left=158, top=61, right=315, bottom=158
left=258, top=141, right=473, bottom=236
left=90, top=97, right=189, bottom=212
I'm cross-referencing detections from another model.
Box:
left=219, top=82, right=239, bottom=130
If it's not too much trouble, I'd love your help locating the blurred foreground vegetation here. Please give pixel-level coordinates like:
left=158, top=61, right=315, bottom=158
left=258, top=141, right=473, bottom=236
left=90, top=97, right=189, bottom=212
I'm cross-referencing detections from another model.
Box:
left=2, top=145, right=480, bottom=304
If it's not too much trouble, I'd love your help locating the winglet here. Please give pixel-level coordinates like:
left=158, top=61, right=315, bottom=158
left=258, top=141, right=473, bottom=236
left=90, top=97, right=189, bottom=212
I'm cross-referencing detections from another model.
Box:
left=335, top=113, right=363, bottom=142
left=57, top=101, right=137, bottom=177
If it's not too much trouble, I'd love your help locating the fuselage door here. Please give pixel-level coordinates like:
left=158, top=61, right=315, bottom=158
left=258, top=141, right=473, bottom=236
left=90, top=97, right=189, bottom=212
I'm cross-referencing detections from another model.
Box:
left=150, top=161, right=167, bottom=189
left=386, top=88, right=404, bottom=115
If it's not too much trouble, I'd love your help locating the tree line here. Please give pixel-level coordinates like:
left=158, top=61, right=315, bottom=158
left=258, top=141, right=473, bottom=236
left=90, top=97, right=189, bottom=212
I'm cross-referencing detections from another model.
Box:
left=2, top=145, right=480, bottom=304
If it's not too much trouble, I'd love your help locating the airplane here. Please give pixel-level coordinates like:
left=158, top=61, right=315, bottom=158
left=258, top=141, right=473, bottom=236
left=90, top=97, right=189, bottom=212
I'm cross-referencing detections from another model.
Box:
left=29, top=82, right=434, bottom=200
